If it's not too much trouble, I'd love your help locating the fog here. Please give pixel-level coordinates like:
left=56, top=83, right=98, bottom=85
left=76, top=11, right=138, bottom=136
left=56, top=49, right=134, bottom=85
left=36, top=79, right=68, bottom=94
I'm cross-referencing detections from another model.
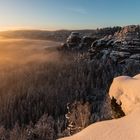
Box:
left=0, top=39, right=62, bottom=69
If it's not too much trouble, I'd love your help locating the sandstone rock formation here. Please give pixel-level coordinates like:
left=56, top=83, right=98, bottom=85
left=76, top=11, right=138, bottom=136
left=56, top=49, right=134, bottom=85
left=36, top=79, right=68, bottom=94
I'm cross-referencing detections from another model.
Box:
left=90, top=25, right=140, bottom=64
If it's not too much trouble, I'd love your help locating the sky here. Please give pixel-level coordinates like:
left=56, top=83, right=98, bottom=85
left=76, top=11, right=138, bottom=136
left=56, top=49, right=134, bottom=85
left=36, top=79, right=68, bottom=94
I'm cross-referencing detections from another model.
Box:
left=0, top=0, right=139, bottom=30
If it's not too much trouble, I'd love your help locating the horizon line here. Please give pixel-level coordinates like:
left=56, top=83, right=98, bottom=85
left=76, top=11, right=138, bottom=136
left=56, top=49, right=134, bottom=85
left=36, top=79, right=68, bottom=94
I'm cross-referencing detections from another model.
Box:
left=0, top=24, right=139, bottom=32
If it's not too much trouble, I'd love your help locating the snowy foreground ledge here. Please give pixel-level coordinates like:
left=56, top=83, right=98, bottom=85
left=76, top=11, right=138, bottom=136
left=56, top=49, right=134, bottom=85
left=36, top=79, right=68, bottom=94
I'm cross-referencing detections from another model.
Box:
left=59, top=74, right=140, bottom=140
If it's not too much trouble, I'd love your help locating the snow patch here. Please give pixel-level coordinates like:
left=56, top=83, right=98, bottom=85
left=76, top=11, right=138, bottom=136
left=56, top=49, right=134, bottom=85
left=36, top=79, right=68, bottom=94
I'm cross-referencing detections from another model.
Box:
left=109, top=74, right=140, bottom=115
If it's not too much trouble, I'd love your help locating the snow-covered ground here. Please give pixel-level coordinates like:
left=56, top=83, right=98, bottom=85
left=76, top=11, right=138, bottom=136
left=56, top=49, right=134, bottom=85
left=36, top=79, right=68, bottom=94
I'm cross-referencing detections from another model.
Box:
left=59, top=74, right=140, bottom=140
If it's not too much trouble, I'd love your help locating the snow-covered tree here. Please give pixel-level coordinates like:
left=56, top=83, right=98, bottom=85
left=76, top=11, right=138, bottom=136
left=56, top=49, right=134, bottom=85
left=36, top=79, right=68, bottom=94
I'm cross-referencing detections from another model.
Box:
left=65, top=101, right=91, bottom=135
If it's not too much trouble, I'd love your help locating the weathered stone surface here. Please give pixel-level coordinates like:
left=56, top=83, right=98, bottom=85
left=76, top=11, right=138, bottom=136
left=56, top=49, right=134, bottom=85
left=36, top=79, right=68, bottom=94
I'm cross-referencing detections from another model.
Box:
left=130, top=54, right=140, bottom=60
left=89, top=25, right=140, bottom=63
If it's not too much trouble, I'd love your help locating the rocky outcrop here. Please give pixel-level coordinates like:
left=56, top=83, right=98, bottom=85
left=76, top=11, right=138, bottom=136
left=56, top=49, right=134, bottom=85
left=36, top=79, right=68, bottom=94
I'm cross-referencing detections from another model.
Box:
left=89, top=25, right=140, bottom=64
left=61, top=32, right=96, bottom=51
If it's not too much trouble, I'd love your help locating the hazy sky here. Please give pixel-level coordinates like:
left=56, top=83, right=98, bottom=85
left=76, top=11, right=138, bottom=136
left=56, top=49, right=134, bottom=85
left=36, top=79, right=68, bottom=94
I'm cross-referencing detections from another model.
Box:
left=0, top=0, right=139, bottom=30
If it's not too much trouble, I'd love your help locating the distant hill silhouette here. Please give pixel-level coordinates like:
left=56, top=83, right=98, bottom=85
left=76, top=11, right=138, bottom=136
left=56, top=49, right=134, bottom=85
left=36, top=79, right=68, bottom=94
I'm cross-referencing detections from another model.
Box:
left=0, top=26, right=121, bottom=42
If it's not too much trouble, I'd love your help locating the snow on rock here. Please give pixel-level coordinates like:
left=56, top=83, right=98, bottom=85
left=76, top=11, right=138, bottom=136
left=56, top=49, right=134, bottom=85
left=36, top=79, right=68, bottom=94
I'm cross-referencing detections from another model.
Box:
left=89, top=25, right=140, bottom=63
left=59, top=74, right=140, bottom=140
left=130, top=54, right=140, bottom=60
left=109, top=51, right=130, bottom=62
left=109, top=74, right=140, bottom=115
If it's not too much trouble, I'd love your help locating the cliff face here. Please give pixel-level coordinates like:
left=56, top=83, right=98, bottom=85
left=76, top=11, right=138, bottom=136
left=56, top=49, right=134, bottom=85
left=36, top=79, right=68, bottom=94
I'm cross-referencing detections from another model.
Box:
left=114, top=25, right=140, bottom=42
left=90, top=25, right=140, bottom=64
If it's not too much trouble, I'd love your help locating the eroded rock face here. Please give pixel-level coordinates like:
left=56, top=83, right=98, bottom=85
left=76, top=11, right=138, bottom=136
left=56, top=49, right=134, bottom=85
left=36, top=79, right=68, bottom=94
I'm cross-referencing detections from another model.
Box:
left=89, top=25, right=140, bottom=64
left=61, top=32, right=81, bottom=50
left=61, top=25, right=140, bottom=65
left=114, top=25, right=140, bottom=42
left=61, top=32, right=96, bottom=51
